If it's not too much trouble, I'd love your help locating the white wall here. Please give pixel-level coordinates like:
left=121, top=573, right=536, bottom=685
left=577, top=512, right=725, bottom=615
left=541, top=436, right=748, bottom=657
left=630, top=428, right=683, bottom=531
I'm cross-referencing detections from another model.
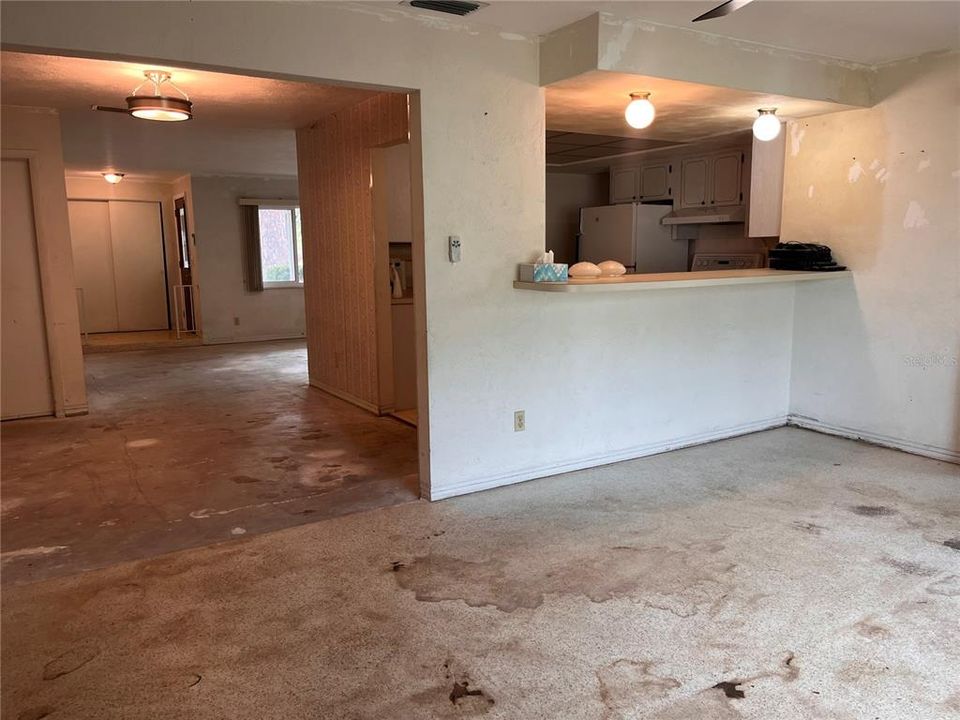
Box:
left=189, top=175, right=305, bottom=344
left=783, top=52, right=959, bottom=461
left=545, top=172, right=608, bottom=264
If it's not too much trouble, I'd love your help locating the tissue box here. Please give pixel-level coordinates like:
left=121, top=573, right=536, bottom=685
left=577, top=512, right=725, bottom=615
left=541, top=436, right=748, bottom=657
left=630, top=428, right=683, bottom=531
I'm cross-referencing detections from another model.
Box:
left=518, top=263, right=568, bottom=283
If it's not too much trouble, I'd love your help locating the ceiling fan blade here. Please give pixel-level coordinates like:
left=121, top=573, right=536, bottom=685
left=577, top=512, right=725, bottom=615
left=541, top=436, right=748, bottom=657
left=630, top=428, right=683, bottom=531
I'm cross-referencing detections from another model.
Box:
left=91, top=104, right=129, bottom=114
left=692, top=0, right=756, bottom=22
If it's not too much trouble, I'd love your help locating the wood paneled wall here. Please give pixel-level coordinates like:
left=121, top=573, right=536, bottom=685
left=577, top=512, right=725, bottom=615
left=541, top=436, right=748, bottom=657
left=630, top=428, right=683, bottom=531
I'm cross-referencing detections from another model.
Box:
left=296, top=93, right=408, bottom=411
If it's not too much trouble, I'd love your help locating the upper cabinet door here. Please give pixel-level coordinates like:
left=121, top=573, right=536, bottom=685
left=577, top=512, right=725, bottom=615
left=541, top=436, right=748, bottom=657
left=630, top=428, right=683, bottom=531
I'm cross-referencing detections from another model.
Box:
left=638, top=163, right=671, bottom=201
left=610, top=167, right=639, bottom=204
left=680, top=157, right=709, bottom=208
left=711, top=150, right=743, bottom=207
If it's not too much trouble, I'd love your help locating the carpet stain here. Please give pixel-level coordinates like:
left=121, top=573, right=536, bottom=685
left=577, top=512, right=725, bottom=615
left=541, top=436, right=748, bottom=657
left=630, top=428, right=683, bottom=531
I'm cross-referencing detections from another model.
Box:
left=849, top=505, right=898, bottom=517
left=926, top=574, right=960, bottom=597
left=880, top=557, right=939, bottom=577
left=231, top=475, right=260, bottom=484
left=392, top=546, right=734, bottom=614
left=943, top=538, right=960, bottom=551
left=792, top=521, right=829, bottom=535
left=598, top=659, right=680, bottom=718
left=713, top=681, right=745, bottom=699
left=409, top=661, right=494, bottom=717
left=42, top=642, right=99, bottom=680
left=16, top=707, right=55, bottom=720
left=449, top=680, right=493, bottom=709
left=854, top=619, right=891, bottom=638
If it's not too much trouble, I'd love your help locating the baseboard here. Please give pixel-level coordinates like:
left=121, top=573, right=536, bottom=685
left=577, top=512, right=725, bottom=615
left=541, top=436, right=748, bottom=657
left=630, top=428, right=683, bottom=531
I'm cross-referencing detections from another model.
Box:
left=63, top=403, right=89, bottom=417
left=429, top=415, right=789, bottom=501
left=202, top=333, right=306, bottom=346
left=787, top=414, right=960, bottom=464
left=309, top=378, right=381, bottom=415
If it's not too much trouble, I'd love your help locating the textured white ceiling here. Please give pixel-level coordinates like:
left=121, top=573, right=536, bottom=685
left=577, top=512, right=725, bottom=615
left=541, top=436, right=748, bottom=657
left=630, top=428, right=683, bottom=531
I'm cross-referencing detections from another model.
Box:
left=469, top=0, right=960, bottom=65
left=545, top=69, right=852, bottom=155
left=1, top=51, right=383, bottom=177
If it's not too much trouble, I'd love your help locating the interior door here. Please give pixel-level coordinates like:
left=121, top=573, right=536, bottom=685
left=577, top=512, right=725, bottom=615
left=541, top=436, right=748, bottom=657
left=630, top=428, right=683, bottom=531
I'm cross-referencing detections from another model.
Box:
left=69, top=200, right=119, bottom=333
left=680, top=157, right=709, bottom=208
left=711, top=151, right=743, bottom=206
left=108, top=201, right=169, bottom=331
left=1, top=159, right=54, bottom=419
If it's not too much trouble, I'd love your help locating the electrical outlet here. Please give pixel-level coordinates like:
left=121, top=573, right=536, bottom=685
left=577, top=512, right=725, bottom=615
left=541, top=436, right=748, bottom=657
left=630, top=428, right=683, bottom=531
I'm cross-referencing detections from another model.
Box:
left=514, top=410, right=525, bottom=432
left=448, top=235, right=462, bottom=263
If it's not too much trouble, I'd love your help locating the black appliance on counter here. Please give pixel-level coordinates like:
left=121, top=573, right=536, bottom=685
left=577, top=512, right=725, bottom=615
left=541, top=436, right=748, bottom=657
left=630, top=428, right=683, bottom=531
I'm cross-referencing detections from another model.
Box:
left=768, top=242, right=847, bottom=272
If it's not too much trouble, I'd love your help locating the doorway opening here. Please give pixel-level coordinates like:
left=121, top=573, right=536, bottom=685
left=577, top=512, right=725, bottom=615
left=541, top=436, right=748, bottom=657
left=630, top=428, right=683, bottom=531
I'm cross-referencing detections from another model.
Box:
left=0, top=50, right=428, bottom=583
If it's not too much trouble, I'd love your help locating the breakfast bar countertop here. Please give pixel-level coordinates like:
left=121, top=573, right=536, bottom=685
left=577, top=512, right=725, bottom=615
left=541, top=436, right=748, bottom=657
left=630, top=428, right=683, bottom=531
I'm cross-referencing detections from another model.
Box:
left=513, top=268, right=852, bottom=293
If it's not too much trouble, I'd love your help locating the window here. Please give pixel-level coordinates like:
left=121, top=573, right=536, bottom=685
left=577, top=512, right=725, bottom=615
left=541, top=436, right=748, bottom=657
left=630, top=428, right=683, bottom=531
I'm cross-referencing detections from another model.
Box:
left=259, top=206, right=303, bottom=287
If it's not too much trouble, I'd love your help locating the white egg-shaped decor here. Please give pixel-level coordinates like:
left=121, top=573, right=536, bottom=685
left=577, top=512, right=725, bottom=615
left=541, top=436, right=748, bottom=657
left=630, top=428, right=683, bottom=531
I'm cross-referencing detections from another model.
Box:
left=569, top=262, right=602, bottom=278
left=597, top=260, right=627, bottom=277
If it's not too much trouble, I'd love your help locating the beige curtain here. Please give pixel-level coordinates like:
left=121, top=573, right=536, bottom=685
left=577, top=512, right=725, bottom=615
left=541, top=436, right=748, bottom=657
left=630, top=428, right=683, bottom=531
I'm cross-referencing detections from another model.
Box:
left=241, top=204, right=264, bottom=292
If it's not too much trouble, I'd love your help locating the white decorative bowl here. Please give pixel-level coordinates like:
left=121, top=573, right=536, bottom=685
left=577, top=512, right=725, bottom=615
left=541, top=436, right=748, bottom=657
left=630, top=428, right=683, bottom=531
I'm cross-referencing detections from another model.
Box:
left=569, top=261, right=602, bottom=279
left=598, top=260, right=627, bottom=277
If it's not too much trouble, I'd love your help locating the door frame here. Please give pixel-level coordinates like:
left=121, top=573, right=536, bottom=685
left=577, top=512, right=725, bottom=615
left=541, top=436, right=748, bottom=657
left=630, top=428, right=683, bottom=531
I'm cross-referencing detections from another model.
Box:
left=2, top=150, right=66, bottom=417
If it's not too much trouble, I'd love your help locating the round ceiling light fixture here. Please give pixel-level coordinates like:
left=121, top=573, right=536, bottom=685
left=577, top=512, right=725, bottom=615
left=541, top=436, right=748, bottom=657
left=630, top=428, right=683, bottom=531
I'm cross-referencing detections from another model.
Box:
left=102, top=172, right=125, bottom=184
left=625, top=92, right=655, bottom=129
left=753, top=108, right=781, bottom=142
left=127, top=71, right=192, bottom=122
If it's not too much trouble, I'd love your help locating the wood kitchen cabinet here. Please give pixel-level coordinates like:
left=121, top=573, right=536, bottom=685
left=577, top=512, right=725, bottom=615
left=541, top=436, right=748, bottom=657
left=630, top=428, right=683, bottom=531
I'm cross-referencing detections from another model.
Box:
left=638, top=163, right=672, bottom=201
left=711, top=150, right=743, bottom=207
left=680, top=156, right=709, bottom=208
left=611, top=164, right=673, bottom=204
left=680, top=150, right=743, bottom=208
left=610, top=168, right=639, bottom=204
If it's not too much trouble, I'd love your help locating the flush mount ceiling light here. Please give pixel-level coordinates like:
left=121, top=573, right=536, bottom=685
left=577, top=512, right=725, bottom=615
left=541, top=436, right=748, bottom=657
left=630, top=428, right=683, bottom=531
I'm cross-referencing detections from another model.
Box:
left=625, top=92, right=656, bottom=130
left=92, top=70, right=193, bottom=122
left=102, top=172, right=125, bottom=184
left=753, top=108, right=781, bottom=141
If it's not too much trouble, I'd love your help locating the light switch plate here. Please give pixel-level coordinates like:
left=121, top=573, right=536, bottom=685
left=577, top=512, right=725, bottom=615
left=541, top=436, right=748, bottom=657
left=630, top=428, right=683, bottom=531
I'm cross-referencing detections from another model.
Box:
left=448, top=235, right=462, bottom=263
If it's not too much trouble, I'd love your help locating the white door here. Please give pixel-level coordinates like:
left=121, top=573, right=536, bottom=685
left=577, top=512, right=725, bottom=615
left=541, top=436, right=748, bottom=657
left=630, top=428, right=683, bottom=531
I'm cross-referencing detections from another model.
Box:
left=68, top=200, right=168, bottom=333
left=1, top=159, right=54, bottom=419
left=109, top=202, right=168, bottom=331
left=680, top=157, right=709, bottom=208
left=711, top=150, right=743, bottom=207
left=69, top=200, right=119, bottom=333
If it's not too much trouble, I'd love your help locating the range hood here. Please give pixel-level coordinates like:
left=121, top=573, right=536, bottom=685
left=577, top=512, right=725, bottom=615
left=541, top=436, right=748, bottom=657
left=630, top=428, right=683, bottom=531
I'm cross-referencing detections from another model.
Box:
left=661, top=205, right=745, bottom=225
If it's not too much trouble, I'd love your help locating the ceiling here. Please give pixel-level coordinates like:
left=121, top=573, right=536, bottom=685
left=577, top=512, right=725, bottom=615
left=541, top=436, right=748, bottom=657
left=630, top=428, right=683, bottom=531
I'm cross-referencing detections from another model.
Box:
left=0, top=51, right=383, bottom=177
left=545, top=70, right=850, bottom=165
left=546, top=131, right=677, bottom=165
left=465, top=1, right=960, bottom=65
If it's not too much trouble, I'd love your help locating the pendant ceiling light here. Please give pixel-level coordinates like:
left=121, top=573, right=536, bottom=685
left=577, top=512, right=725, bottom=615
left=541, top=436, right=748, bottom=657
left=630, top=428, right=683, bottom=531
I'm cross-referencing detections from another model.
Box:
left=127, top=71, right=192, bottom=121
left=625, top=92, right=656, bottom=129
left=92, top=70, right=193, bottom=122
left=102, top=172, right=125, bottom=184
left=753, top=108, right=781, bottom=142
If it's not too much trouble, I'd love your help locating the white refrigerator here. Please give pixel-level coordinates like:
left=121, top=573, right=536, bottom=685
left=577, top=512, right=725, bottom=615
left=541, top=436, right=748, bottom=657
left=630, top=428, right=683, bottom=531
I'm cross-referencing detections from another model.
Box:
left=578, top=204, right=688, bottom=273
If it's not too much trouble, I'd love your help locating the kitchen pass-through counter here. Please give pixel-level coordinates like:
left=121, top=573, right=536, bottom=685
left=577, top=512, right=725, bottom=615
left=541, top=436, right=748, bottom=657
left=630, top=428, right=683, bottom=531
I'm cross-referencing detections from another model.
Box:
left=513, top=269, right=852, bottom=293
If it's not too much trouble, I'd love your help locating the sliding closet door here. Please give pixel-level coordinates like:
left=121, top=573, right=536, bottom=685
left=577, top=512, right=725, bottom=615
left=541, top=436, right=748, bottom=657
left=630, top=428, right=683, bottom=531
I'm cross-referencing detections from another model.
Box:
left=108, top=202, right=168, bottom=331
left=68, top=200, right=168, bottom=333
left=69, top=200, right=119, bottom=333
left=1, top=159, right=54, bottom=419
